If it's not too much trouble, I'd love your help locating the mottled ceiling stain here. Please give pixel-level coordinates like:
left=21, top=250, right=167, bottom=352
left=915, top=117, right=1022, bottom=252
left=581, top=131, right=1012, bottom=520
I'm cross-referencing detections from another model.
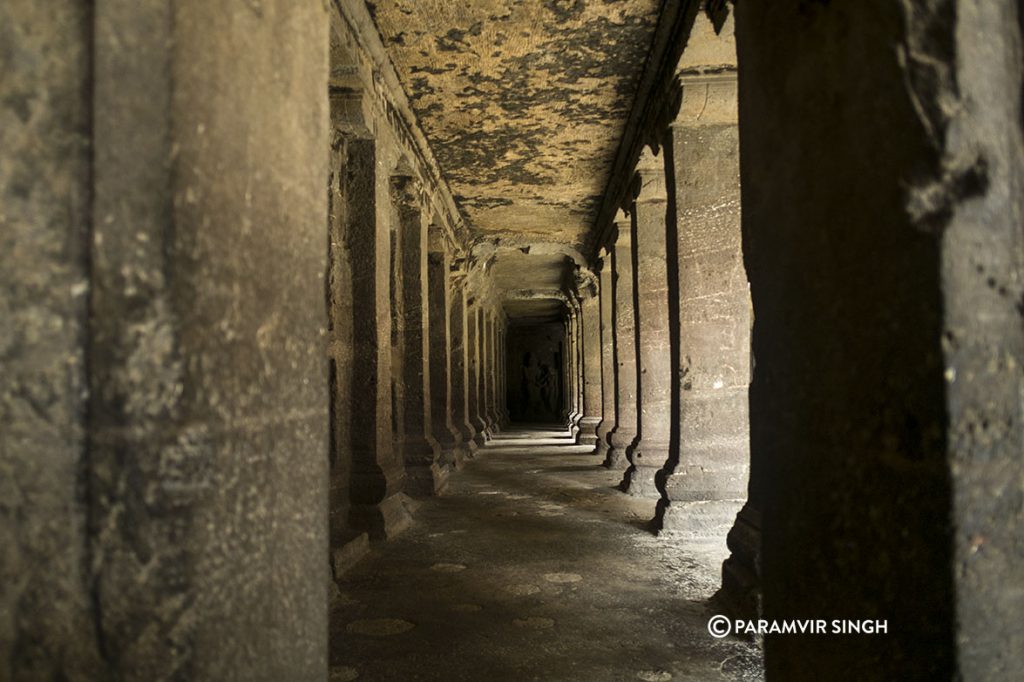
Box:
left=368, top=0, right=661, bottom=249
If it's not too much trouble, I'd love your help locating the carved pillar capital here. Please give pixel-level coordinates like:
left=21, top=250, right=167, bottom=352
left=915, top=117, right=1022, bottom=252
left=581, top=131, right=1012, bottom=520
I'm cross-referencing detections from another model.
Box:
left=634, top=145, right=667, bottom=204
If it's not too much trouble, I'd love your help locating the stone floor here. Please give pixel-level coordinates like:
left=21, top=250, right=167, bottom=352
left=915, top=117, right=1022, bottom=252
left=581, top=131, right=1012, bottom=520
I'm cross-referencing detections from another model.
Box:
left=330, top=426, right=763, bottom=682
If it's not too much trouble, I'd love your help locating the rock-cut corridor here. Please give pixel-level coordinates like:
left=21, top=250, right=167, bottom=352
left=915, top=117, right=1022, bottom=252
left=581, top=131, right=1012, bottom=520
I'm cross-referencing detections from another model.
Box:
left=330, top=427, right=762, bottom=682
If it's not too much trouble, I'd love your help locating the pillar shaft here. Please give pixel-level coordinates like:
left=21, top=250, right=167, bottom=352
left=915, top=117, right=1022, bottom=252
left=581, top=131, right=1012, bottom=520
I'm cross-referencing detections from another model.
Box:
left=656, top=77, right=750, bottom=537
left=595, top=254, right=617, bottom=459
left=427, top=242, right=465, bottom=471
left=486, top=311, right=502, bottom=432
left=606, top=219, right=639, bottom=471
left=469, top=303, right=489, bottom=444
left=579, top=293, right=603, bottom=447
left=392, top=177, right=444, bottom=496
left=348, top=140, right=410, bottom=536
left=449, top=280, right=478, bottom=455
left=623, top=148, right=673, bottom=497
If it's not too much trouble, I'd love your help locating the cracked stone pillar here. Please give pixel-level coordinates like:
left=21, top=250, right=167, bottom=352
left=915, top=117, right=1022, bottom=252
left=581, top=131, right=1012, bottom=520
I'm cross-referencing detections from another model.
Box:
left=469, top=301, right=489, bottom=445
left=623, top=146, right=673, bottom=497
left=427, top=229, right=466, bottom=472
left=656, top=76, right=750, bottom=537
left=392, top=174, right=445, bottom=497
left=595, top=250, right=617, bottom=459
left=605, top=210, right=639, bottom=471
left=346, top=141, right=410, bottom=539
left=579, top=288, right=603, bottom=448
left=449, top=276, right=478, bottom=457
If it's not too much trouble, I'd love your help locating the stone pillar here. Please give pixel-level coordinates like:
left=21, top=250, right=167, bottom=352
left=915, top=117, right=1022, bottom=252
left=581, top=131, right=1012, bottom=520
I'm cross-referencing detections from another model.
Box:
left=84, top=3, right=332, bottom=677
left=579, top=289, right=603, bottom=448
left=346, top=141, right=410, bottom=538
left=469, top=301, right=489, bottom=445
left=565, top=313, right=573, bottom=419
left=595, top=251, right=618, bottom=460
left=479, top=306, right=493, bottom=436
left=732, top=2, right=1024, bottom=678
left=427, top=230, right=466, bottom=471
left=605, top=210, right=639, bottom=472
left=623, top=147, right=673, bottom=497
left=392, top=174, right=445, bottom=496
left=567, top=300, right=582, bottom=437
left=327, top=128, right=363, bottom=575
left=450, top=279, right=478, bottom=455
left=656, top=76, right=750, bottom=537
left=499, top=322, right=511, bottom=425
left=486, top=309, right=503, bottom=433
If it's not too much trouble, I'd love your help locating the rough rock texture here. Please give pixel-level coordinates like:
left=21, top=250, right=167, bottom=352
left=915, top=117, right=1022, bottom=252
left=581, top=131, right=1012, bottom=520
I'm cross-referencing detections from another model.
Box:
left=939, top=1, right=1023, bottom=677
left=595, top=253, right=618, bottom=458
left=88, top=2, right=330, bottom=679
left=367, top=0, right=660, bottom=248
left=0, top=3, right=102, bottom=678
left=579, top=292, right=604, bottom=446
left=393, top=177, right=446, bottom=496
left=657, top=77, right=750, bottom=537
left=450, top=281, right=479, bottom=451
left=735, top=0, right=1023, bottom=678
left=623, top=148, right=673, bottom=498
left=605, top=214, right=640, bottom=471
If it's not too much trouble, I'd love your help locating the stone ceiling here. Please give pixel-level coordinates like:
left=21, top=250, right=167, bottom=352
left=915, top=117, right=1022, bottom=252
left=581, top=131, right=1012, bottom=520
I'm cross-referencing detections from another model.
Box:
left=368, top=0, right=661, bottom=253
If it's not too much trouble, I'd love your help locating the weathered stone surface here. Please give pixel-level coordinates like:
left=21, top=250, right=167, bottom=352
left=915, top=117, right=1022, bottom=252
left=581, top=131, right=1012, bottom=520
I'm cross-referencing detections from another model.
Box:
left=623, top=148, right=673, bottom=498
left=393, top=175, right=446, bottom=497
left=595, top=253, right=618, bottom=459
left=579, top=291, right=603, bottom=447
left=88, top=2, right=331, bottom=679
left=367, top=0, right=660, bottom=248
left=450, top=280, right=479, bottom=454
left=605, top=213, right=640, bottom=471
left=469, top=303, right=489, bottom=445
left=1, top=3, right=102, bottom=678
left=657, top=78, right=751, bottom=537
left=427, top=241, right=466, bottom=471
left=733, top=1, right=1023, bottom=678
left=347, top=136, right=411, bottom=542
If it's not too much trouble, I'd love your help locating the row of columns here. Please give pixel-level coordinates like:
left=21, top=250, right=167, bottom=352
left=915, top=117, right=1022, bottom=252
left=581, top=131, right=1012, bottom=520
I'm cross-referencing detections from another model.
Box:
left=559, top=74, right=750, bottom=541
left=328, top=126, right=509, bottom=548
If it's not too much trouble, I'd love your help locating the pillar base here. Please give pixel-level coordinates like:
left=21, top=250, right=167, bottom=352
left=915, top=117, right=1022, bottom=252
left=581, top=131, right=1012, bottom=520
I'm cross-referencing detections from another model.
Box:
left=404, top=460, right=449, bottom=497
left=603, top=428, right=635, bottom=471
left=442, top=444, right=468, bottom=471
left=595, top=436, right=611, bottom=461
left=654, top=498, right=744, bottom=538
left=714, top=502, right=762, bottom=622
left=578, top=416, right=602, bottom=448
left=331, top=532, right=370, bottom=578
left=350, top=493, right=412, bottom=541
left=621, top=439, right=668, bottom=497
left=474, top=418, right=491, bottom=444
